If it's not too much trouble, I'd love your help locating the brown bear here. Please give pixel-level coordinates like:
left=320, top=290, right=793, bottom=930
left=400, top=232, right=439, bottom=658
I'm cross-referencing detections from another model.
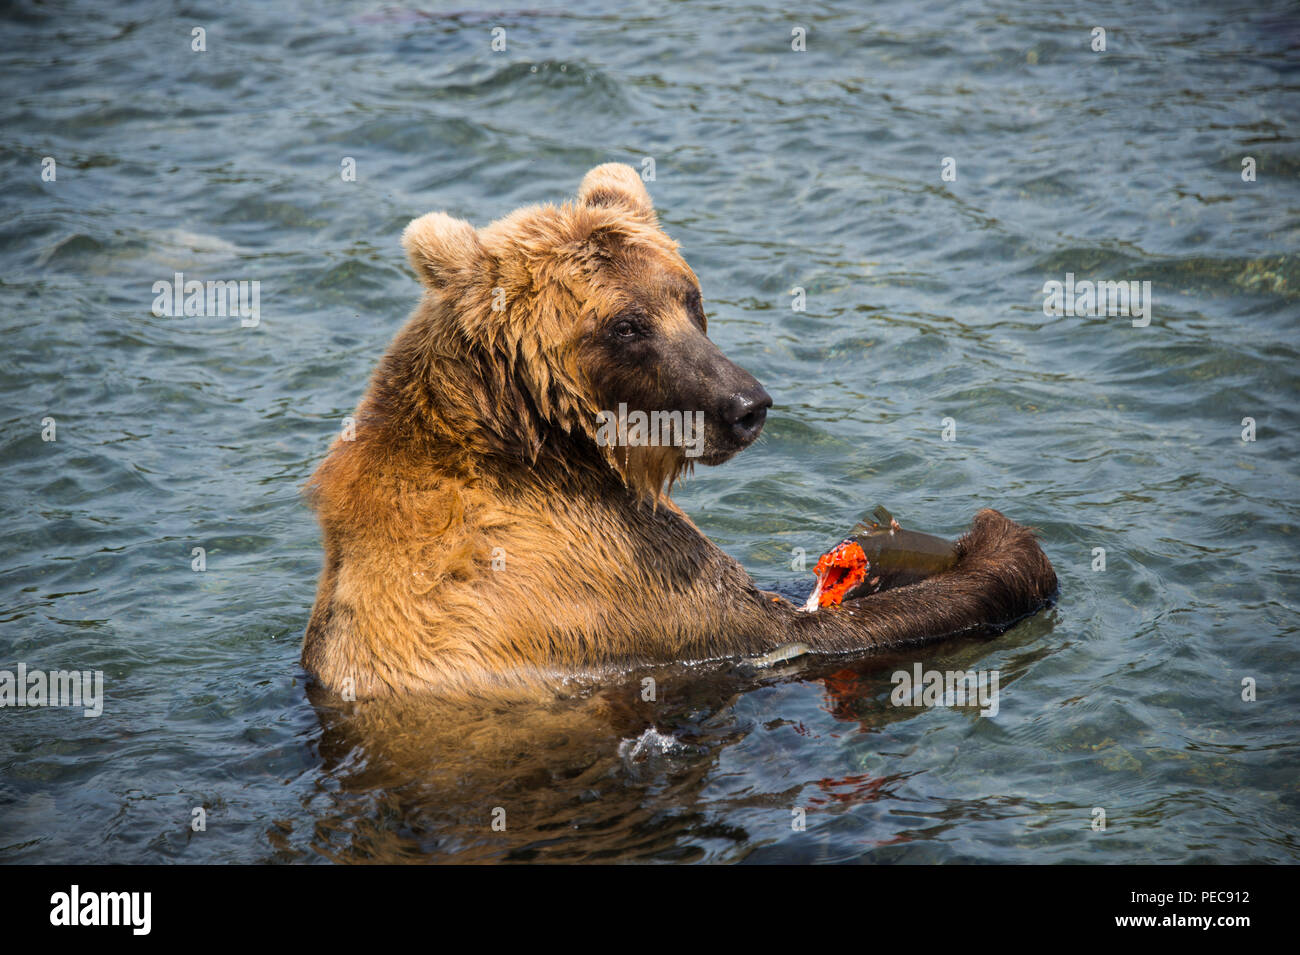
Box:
left=302, top=163, right=1057, bottom=701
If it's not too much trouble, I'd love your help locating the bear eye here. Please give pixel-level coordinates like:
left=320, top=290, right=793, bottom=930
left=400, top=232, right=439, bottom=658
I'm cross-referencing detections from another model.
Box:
left=610, top=317, right=642, bottom=340
left=685, top=289, right=706, bottom=327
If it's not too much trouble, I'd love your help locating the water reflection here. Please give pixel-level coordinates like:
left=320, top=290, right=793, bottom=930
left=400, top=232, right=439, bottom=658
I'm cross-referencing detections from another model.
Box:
left=299, top=635, right=1020, bottom=862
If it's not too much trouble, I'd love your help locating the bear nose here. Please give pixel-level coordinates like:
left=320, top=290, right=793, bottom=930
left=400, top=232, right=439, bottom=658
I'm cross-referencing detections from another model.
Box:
left=723, top=387, right=772, bottom=443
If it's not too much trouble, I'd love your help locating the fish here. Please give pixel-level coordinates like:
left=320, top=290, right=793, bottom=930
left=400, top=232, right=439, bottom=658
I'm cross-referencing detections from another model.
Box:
left=748, top=641, right=812, bottom=669
left=800, top=506, right=959, bottom=612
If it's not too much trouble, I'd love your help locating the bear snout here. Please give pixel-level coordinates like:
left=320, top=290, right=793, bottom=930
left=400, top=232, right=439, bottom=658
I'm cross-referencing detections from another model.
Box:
left=722, top=387, right=772, bottom=445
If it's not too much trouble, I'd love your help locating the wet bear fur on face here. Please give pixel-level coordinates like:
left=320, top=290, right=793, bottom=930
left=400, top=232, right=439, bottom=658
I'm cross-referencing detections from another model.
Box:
left=302, top=164, right=1057, bottom=700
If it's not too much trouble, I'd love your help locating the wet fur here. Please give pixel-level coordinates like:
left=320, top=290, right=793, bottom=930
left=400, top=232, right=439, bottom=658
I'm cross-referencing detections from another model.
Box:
left=302, top=164, right=1058, bottom=700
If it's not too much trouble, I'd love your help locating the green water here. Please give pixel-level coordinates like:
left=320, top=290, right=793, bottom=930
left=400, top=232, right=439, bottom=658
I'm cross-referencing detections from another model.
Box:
left=1, top=0, right=1297, bottom=863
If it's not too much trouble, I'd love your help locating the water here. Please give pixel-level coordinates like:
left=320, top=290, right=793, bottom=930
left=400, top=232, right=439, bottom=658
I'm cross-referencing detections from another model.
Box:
left=1, top=0, right=1297, bottom=864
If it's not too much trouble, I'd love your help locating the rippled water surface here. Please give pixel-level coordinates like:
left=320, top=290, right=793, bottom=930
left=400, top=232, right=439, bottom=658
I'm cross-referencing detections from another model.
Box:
left=2, top=0, right=1298, bottom=863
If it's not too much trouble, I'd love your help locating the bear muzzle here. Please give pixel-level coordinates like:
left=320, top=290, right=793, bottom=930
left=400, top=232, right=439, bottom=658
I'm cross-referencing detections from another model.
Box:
left=722, top=386, right=771, bottom=446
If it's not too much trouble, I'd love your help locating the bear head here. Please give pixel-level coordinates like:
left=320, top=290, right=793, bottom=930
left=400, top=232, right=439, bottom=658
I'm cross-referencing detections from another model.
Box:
left=399, top=163, right=771, bottom=501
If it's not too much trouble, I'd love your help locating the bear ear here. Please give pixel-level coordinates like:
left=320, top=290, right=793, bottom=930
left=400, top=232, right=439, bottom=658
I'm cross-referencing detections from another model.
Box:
left=401, top=211, right=491, bottom=292
left=577, top=163, right=655, bottom=218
